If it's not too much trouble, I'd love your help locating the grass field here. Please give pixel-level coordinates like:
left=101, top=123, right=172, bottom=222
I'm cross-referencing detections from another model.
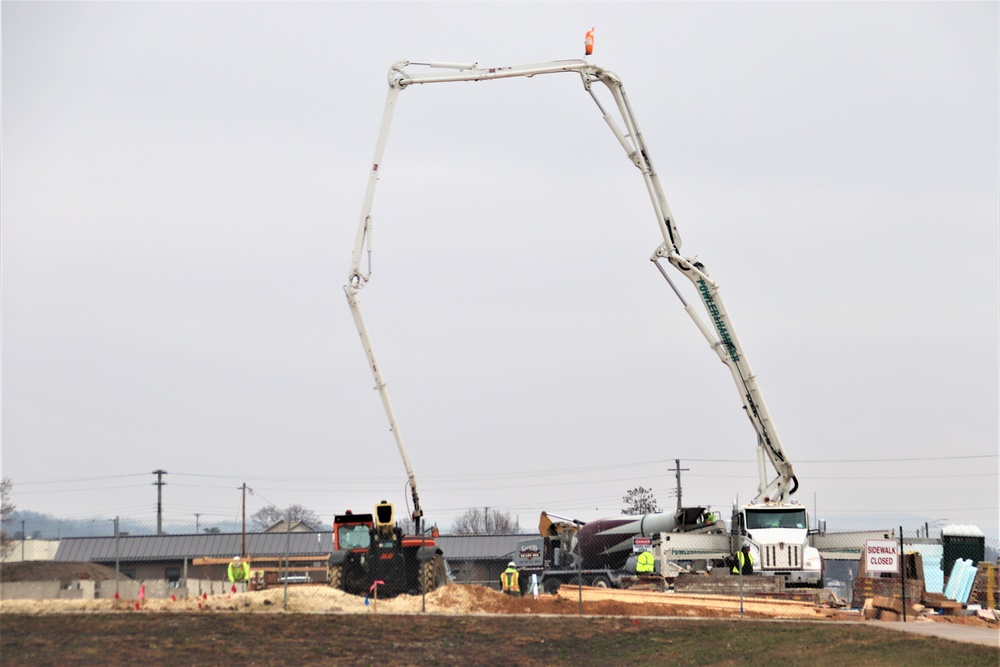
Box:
left=3, top=614, right=998, bottom=666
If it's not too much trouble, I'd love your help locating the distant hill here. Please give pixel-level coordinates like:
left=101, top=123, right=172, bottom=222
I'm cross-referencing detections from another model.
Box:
left=4, top=510, right=242, bottom=539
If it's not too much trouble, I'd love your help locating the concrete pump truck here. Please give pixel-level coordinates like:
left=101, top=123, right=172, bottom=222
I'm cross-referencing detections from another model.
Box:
left=344, top=37, right=821, bottom=593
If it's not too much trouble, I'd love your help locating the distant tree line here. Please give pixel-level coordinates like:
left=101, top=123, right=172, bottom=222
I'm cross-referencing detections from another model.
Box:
left=1, top=481, right=668, bottom=541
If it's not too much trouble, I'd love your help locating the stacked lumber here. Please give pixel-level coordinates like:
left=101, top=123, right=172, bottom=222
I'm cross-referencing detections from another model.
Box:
left=555, top=585, right=824, bottom=619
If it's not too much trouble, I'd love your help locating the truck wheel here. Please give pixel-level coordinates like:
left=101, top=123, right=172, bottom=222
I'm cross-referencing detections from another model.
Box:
left=543, top=579, right=561, bottom=594
left=328, top=564, right=343, bottom=591
left=590, top=575, right=612, bottom=588
left=420, top=556, right=447, bottom=593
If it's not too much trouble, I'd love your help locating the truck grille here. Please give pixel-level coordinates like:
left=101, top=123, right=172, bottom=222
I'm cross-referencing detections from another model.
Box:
left=761, top=543, right=801, bottom=570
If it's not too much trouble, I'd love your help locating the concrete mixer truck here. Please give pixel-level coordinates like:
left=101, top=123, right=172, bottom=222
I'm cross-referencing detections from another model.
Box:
left=514, top=507, right=724, bottom=593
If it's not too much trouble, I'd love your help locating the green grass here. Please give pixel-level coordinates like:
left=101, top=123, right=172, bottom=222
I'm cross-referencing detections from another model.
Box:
left=1, top=614, right=996, bottom=666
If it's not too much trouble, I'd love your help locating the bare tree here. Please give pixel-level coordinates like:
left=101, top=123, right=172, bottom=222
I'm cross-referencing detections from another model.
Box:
left=622, top=487, right=661, bottom=515
left=0, top=479, right=13, bottom=558
left=451, top=507, right=521, bottom=535
left=250, top=504, right=322, bottom=531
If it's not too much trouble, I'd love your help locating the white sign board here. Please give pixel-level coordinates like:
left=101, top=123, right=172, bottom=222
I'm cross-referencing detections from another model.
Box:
left=632, top=537, right=653, bottom=553
left=865, top=539, right=899, bottom=573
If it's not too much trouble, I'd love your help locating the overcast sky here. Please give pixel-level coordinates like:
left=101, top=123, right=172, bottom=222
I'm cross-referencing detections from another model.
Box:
left=3, top=2, right=997, bottom=539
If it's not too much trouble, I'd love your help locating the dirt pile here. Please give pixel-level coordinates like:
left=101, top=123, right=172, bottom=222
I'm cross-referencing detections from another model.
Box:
left=0, top=561, right=128, bottom=583
left=2, top=581, right=995, bottom=627
left=0, top=583, right=811, bottom=619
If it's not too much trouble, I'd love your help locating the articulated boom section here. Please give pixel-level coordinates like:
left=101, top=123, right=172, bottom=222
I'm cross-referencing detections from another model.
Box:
left=652, top=251, right=797, bottom=503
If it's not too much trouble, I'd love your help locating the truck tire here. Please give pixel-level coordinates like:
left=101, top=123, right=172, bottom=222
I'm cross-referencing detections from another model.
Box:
left=420, top=555, right=447, bottom=593
left=543, top=578, right=561, bottom=595
left=328, top=564, right=343, bottom=591
left=590, top=575, right=612, bottom=588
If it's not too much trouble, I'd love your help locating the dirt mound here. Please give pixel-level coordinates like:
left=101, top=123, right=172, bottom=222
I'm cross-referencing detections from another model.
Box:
left=4, top=581, right=986, bottom=628
left=0, top=561, right=129, bottom=583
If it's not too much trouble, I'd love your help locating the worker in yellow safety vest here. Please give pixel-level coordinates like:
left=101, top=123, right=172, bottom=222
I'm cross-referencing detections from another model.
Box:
left=732, top=545, right=754, bottom=576
left=636, top=550, right=655, bottom=574
left=228, top=556, right=251, bottom=582
left=500, top=561, right=520, bottom=596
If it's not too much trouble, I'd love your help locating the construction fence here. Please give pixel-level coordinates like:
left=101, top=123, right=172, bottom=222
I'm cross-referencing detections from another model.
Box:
left=2, top=524, right=998, bottom=625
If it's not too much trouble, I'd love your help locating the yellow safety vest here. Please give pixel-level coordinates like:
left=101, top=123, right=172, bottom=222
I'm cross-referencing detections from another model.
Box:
left=636, top=551, right=655, bottom=573
left=501, top=567, right=519, bottom=591
left=228, top=561, right=250, bottom=582
left=732, top=550, right=754, bottom=574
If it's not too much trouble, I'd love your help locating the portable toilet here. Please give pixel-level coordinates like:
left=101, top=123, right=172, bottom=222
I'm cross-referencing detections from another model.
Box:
left=940, top=525, right=985, bottom=575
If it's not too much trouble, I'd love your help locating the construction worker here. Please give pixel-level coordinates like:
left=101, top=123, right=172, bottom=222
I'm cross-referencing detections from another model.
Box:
left=635, top=549, right=655, bottom=574
left=500, top=561, right=520, bottom=596
left=704, top=510, right=717, bottom=525
left=732, top=545, right=754, bottom=576
left=228, top=556, right=251, bottom=583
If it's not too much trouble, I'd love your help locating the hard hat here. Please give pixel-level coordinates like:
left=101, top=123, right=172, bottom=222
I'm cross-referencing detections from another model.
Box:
left=508, top=561, right=516, bottom=568
left=742, top=544, right=750, bottom=551
left=233, top=556, right=241, bottom=561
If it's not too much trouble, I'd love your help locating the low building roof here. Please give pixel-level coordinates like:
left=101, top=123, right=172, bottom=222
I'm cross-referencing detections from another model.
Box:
left=53, top=532, right=536, bottom=564
left=435, top=535, right=529, bottom=561
left=55, top=532, right=333, bottom=563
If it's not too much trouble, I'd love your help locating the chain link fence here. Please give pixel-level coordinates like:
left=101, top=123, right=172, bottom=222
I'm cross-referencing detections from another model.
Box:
left=2, top=517, right=998, bottom=626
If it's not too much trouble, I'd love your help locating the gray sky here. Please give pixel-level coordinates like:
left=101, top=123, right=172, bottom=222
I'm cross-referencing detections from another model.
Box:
left=3, top=2, right=997, bottom=539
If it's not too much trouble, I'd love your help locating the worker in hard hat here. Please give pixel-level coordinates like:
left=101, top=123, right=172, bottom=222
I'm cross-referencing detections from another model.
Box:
left=732, top=545, right=754, bottom=576
left=228, top=556, right=251, bottom=583
left=500, top=561, right=520, bottom=596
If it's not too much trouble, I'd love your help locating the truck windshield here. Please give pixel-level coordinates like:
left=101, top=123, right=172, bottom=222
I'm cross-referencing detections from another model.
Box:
left=338, top=525, right=371, bottom=549
left=745, top=509, right=806, bottom=530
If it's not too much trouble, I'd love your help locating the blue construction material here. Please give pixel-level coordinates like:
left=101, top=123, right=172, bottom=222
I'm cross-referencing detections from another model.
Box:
left=906, top=543, right=944, bottom=594
left=944, top=558, right=976, bottom=603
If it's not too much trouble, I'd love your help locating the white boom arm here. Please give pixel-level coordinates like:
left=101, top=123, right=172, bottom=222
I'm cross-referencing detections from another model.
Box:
left=345, top=59, right=797, bottom=518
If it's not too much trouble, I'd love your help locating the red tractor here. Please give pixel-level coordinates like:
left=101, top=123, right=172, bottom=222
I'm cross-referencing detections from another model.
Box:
left=328, top=500, right=446, bottom=597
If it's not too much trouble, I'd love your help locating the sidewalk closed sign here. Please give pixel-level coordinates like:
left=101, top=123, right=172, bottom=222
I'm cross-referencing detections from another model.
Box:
left=865, top=539, right=899, bottom=573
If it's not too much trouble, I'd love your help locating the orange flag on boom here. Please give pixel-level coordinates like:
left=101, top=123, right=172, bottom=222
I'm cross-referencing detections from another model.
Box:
left=585, top=27, right=594, bottom=56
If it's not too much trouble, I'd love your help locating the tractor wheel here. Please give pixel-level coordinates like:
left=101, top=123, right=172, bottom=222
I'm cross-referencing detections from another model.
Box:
left=420, top=555, right=447, bottom=593
left=590, top=575, right=612, bottom=588
left=328, top=564, right=343, bottom=591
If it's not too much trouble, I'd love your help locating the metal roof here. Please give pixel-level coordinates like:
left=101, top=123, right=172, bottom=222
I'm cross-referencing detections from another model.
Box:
left=434, top=534, right=528, bottom=561
left=55, top=532, right=333, bottom=563
left=53, top=532, right=535, bottom=563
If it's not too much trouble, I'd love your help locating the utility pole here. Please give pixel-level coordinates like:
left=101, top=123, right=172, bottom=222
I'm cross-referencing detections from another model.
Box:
left=114, top=516, right=120, bottom=599
left=152, top=470, right=168, bottom=535
left=241, top=483, right=248, bottom=557
left=669, top=459, right=689, bottom=510
left=194, top=513, right=201, bottom=534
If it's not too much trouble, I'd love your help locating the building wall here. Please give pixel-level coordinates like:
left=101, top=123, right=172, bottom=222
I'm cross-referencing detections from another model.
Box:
left=0, top=578, right=229, bottom=601
left=1, top=540, right=60, bottom=563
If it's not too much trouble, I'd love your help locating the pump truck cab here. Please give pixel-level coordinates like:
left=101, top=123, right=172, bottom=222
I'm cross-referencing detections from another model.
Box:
left=328, top=500, right=446, bottom=598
